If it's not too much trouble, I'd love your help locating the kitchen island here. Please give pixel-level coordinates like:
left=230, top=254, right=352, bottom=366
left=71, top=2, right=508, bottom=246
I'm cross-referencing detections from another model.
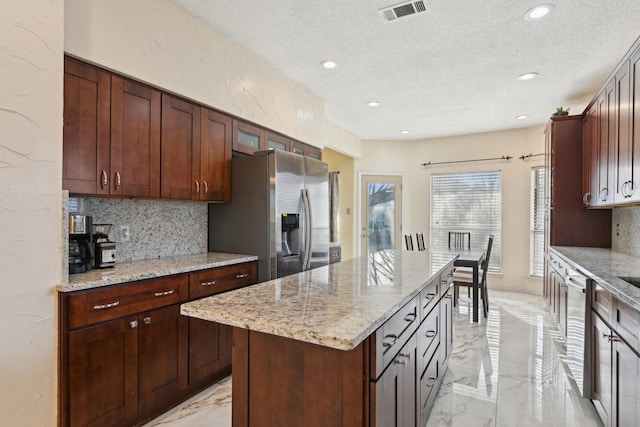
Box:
left=181, top=249, right=457, bottom=427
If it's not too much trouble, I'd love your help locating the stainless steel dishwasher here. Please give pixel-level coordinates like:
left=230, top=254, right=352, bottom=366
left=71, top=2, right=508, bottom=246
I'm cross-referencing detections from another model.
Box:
left=565, top=266, right=590, bottom=397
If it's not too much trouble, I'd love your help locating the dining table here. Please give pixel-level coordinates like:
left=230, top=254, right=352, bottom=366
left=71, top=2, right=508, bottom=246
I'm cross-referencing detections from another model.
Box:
left=435, top=247, right=487, bottom=322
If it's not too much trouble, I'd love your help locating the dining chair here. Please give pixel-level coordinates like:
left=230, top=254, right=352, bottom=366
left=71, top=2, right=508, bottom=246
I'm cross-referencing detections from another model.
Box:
left=404, top=234, right=414, bottom=250
left=448, top=231, right=471, bottom=250
left=415, top=233, right=426, bottom=251
left=453, top=235, right=494, bottom=318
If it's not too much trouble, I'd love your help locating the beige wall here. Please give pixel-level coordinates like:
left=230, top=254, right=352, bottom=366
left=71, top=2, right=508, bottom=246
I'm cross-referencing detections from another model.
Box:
left=64, top=0, right=361, bottom=159
left=322, top=148, right=356, bottom=260
left=356, top=126, right=546, bottom=293
left=0, top=0, right=63, bottom=424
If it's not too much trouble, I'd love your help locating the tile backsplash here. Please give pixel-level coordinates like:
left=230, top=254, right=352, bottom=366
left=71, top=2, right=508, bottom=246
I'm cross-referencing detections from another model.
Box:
left=69, top=197, right=208, bottom=263
left=612, top=206, right=640, bottom=257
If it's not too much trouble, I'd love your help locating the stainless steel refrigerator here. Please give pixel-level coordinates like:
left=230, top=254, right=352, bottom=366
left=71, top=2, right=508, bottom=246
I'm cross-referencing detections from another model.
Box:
left=209, top=150, right=329, bottom=282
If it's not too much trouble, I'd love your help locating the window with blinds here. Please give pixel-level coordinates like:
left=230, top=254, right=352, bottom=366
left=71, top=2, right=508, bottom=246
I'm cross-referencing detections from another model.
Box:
left=431, top=171, right=502, bottom=273
left=530, top=166, right=545, bottom=277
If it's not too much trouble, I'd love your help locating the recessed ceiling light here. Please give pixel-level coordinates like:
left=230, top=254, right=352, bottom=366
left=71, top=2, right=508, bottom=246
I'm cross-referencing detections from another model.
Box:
left=517, top=72, right=538, bottom=81
left=367, top=101, right=381, bottom=107
left=516, top=115, right=529, bottom=120
left=524, top=4, right=554, bottom=21
left=400, top=130, right=409, bottom=134
left=320, top=60, right=338, bottom=69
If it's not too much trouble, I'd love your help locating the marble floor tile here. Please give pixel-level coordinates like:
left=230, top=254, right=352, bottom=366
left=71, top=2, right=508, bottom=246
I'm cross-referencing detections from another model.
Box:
left=146, top=291, right=602, bottom=427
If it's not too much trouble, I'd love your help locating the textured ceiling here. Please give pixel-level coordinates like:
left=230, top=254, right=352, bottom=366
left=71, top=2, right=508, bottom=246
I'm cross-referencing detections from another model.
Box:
left=169, top=0, right=640, bottom=141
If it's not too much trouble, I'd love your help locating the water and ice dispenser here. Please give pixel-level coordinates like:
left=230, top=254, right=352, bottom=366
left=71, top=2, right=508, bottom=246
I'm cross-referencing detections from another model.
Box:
left=281, top=213, right=299, bottom=257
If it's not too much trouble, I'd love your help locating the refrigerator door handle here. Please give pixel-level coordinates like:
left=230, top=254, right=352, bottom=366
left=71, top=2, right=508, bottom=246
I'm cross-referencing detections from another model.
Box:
left=302, top=189, right=313, bottom=270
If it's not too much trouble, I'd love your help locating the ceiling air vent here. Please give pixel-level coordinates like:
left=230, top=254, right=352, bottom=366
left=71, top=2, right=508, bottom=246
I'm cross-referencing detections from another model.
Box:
left=379, top=1, right=429, bottom=22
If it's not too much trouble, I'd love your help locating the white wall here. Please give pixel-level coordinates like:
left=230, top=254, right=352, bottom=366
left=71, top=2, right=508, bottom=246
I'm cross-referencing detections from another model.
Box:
left=64, top=0, right=362, bottom=159
left=356, top=126, right=546, bottom=293
left=0, top=0, right=63, bottom=425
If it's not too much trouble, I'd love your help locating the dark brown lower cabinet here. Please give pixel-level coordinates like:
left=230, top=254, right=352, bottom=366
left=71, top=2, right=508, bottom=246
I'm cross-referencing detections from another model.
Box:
left=138, top=305, right=188, bottom=418
left=60, top=261, right=257, bottom=427
left=68, top=315, right=139, bottom=427
left=592, top=309, right=640, bottom=427
left=371, top=332, right=418, bottom=427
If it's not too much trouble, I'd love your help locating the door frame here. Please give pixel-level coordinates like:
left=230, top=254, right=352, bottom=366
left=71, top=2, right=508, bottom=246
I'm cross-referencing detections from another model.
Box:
left=357, top=171, right=405, bottom=257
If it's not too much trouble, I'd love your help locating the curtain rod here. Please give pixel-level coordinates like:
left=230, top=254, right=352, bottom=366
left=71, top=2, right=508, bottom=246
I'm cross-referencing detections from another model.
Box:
left=421, top=155, right=512, bottom=167
left=519, top=153, right=544, bottom=160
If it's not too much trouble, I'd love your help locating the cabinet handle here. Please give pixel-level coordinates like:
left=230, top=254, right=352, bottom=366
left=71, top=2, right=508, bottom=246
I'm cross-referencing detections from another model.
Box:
left=114, top=171, right=121, bottom=191
left=583, top=192, right=591, bottom=206
left=447, top=271, right=454, bottom=278
left=93, top=301, right=120, bottom=310
left=143, top=316, right=151, bottom=325
left=600, top=187, right=608, bottom=202
left=399, top=352, right=411, bottom=360
left=130, top=320, right=138, bottom=329
left=236, top=273, right=249, bottom=279
left=154, top=290, right=175, bottom=297
left=393, top=358, right=407, bottom=366
left=425, top=377, right=437, bottom=387
left=425, top=330, right=436, bottom=338
left=203, top=180, right=209, bottom=194
left=404, top=312, right=417, bottom=323
left=628, top=181, right=635, bottom=197
left=382, top=334, right=397, bottom=348
left=195, top=180, right=200, bottom=193
left=101, top=170, right=108, bottom=190
left=202, top=280, right=217, bottom=286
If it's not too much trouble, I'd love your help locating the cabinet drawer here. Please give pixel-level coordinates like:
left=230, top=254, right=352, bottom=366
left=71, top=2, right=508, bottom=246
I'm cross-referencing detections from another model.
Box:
left=189, top=262, right=258, bottom=300
left=614, top=297, right=640, bottom=352
left=592, top=282, right=612, bottom=321
left=418, top=304, right=439, bottom=372
left=549, top=251, right=567, bottom=276
left=370, top=295, right=419, bottom=379
left=440, top=264, right=455, bottom=297
left=419, top=349, right=440, bottom=422
left=67, top=275, right=189, bottom=329
left=419, top=278, right=439, bottom=322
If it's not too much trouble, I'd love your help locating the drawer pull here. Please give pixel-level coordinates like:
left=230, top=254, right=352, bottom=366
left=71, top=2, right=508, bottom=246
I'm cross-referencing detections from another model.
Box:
left=93, top=301, right=120, bottom=310
left=143, top=316, right=151, bottom=325
left=424, top=292, right=436, bottom=300
left=382, top=334, right=397, bottom=348
left=154, top=290, right=175, bottom=297
left=202, top=280, right=217, bottom=286
left=130, top=320, right=138, bottom=329
left=425, top=377, right=437, bottom=387
left=399, top=352, right=411, bottom=360
left=236, top=273, right=249, bottom=279
left=425, top=330, right=436, bottom=338
left=404, top=313, right=417, bottom=323
left=394, top=358, right=407, bottom=366
left=603, top=333, right=620, bottom=342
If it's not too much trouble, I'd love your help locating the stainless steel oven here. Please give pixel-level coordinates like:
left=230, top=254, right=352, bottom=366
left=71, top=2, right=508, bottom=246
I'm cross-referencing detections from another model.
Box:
left=565, top=267, right=590, bottom=397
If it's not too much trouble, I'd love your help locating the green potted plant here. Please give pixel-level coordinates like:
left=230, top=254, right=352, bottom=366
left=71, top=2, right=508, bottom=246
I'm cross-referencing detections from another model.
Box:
left=552, top=106, right=570, bottom=117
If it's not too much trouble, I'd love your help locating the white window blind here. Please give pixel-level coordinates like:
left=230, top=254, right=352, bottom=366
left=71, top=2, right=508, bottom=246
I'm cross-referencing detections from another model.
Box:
left=530, top=167, right=545, bottom=277
left=431, top=171, right=502, bottom=273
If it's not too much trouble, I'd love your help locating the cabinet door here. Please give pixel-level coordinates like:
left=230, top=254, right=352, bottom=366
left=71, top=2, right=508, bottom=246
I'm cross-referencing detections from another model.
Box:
left=372, top=359, right=401, bottom=427
left=587, top=103, right=600, bottom=207
left=290, top=140, right=322, bottom=160
left=188, top=318, right=231, bottom=387
left=138, top=304, right=188, bottom=416
left=613, top=338, right=640, bottom=427
left=232, top=120, right=265, bottom=155
left=615, top=61, right=632, bottom=203
left=63, top=58, right=110, bottom=194
left=110, top=76, right=161, bottom=197
left=440, top=289, right=453, bottom=368
left=68, top=315, right=138, bottom=427
left=593, top=312, right=613, bottom=425
left=400, top=333, right=418, bottom=427
left=161, top=94, right=201, bottom=199
left=628, top=47, right=640, bottom=202
left=200, top=108, right=232, bottom=201
left=266, top=131, right=291, bottom=152
left=596, top=80, right=616, bottom=205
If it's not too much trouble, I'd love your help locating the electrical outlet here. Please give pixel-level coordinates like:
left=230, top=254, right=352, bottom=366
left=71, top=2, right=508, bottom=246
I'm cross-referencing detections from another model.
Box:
left=616, top=223, right=620, bottom=237
left=120, top=225, right=131, bottom=242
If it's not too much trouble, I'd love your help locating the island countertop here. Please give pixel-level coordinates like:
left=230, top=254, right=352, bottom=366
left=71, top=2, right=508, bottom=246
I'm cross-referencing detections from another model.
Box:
left=58, top=252, right=258, bottom=292
left=181, top=249, right=457, bottom=351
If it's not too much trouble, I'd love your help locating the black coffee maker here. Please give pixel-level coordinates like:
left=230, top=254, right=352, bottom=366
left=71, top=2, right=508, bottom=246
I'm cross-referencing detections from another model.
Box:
left=69, top=214, right=94, bottom=274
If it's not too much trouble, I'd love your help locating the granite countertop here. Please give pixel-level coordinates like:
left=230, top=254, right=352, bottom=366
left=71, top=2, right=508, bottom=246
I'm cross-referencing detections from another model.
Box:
left=551, top=246, right=640, bottom=312
left=181, top=249, right=457, bottom=351
left=58, top=252, right=258, bottom=292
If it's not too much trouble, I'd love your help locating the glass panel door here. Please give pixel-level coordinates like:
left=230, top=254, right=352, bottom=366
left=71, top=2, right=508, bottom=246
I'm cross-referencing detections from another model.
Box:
left=360, top=175, right=402, bottom=257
